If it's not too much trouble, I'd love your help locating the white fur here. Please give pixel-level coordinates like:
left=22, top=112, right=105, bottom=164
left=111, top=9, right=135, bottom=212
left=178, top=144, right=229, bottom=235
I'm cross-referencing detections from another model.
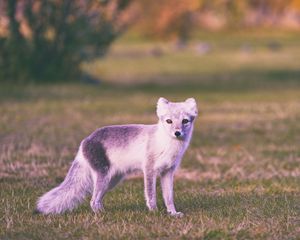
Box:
left=105, top=128, right=148, bottom=174
left=156, top=97, right=169, bottom=117
left=36, top=147, right=92, bottom=214
left=152, top=123, right=190, bottom=171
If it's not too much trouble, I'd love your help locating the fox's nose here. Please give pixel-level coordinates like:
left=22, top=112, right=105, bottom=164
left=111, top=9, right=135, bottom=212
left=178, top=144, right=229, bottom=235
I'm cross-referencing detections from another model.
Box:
left=175, top=131, right=181, bottom=137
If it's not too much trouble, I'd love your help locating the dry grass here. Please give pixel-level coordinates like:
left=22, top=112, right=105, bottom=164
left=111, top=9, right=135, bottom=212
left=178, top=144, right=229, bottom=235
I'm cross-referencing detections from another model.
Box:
left=1, top=84, right=299, bottom=239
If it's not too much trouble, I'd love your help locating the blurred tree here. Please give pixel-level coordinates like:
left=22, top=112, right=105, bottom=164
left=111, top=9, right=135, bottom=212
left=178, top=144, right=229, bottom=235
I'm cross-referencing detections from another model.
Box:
left=248, top=0, right=293, bottom=26
left=136, top=0, right=200, bottom=41
left=0, top=0, right=134, bottom=82
left=291, top=0, right=300, bottom=9
left=131, top=0, right=300, bottom=38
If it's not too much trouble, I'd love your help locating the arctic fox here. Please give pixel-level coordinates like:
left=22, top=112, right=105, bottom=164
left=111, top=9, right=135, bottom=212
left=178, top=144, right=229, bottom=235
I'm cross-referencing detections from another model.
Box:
left=36, top=97, right=198, bottom=216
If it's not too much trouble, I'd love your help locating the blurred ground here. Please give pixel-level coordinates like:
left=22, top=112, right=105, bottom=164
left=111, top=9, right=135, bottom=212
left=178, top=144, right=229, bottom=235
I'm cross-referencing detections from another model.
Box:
left=1, top=31, right=300, bottom=239
left=84, top=31, right=300, bottom=90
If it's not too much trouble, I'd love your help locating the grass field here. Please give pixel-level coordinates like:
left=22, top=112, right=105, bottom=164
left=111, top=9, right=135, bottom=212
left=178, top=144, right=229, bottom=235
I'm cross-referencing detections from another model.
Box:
left=1, top=32, right=300, bottom=239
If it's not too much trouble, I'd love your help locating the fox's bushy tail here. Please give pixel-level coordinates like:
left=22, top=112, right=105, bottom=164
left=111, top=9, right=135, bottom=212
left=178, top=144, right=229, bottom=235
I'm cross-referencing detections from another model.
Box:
left=36, top=160, right=92, bottom=214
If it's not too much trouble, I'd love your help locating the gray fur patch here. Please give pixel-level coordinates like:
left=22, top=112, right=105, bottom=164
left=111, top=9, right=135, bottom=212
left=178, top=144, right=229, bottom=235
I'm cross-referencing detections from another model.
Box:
left=82, top=125, right=142, bottom=173
left=93, top=125, right=142, bottom=146
left=82, top=136, right=110, bottom=173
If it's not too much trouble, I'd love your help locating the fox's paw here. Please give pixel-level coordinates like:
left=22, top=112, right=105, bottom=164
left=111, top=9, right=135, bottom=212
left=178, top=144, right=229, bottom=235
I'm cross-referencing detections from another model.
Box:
left=169, top=211, right=184, bottom=218
left=148, top=206, right=158, bottom=212
left=90, top=201, right=104, bottom=213
left=146, top=202, right=157, bottom=212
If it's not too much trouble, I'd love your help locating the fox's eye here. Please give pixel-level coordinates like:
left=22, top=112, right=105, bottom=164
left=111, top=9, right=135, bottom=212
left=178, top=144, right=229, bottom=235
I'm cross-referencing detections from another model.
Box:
left=182, top=119, right=189, bottom=124
left=166, top=119, right=172, bottom=124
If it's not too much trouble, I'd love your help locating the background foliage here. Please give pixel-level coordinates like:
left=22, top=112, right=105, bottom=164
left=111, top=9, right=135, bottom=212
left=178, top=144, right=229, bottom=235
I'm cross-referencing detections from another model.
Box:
left=1, top=0, right=300, bottom=82
left=0, top=0, right=132, bottom=82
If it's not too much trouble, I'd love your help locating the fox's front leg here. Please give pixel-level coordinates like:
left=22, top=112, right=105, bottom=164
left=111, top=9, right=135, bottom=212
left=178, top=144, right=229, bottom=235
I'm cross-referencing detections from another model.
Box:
left=161, top=169, right=183, bottom=217
left=143, top=169, right=157, bottom=211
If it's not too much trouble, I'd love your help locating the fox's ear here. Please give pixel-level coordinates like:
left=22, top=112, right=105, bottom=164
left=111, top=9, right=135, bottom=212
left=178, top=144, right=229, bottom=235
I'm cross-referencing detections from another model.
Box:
left=185, top=98, right=198, bottom=117
left=157, top=97, right=169, bottom=117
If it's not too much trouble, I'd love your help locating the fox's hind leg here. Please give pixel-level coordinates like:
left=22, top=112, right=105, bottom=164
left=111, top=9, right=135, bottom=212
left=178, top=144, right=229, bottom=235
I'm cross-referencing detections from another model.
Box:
left=90, top=172, right=110, bottom=212
left=90, top=172, right=124, bottom=212
left=82, top=137, right=112, bottom=212
left=107, top=173, right=124, bottom=191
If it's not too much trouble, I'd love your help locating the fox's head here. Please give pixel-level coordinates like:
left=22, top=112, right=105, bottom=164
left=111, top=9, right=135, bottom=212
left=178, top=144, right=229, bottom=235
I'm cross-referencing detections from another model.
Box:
left=156, top=97, right=198, bottom=140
